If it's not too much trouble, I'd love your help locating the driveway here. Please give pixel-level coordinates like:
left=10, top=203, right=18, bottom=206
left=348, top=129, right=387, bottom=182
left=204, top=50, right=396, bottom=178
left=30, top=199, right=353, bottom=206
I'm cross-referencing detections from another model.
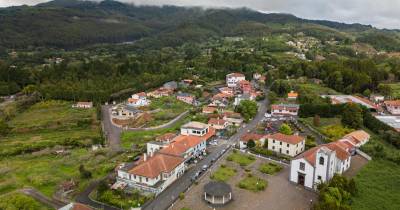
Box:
left=102, top=105, right=122, bottom=152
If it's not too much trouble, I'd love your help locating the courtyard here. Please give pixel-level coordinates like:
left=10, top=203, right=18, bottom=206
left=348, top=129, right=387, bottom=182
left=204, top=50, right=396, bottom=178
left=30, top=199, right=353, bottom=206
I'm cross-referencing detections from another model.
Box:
left=172, top=151, right=317, bottom=210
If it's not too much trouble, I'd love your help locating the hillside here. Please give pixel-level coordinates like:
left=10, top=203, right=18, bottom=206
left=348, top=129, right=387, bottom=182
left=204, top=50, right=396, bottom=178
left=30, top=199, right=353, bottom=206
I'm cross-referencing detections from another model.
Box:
left=0, top=0, right=398, bottom=50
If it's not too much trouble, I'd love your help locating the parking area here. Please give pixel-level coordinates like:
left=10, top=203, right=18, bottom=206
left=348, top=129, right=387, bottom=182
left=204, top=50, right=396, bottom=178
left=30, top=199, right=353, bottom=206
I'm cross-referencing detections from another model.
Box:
left=172, top=153, right=317, bottom=210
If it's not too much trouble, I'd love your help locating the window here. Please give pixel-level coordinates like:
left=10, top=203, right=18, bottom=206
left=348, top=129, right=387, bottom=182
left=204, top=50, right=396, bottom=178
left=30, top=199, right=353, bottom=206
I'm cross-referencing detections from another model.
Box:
left=319, top=157, right=325, bottom=165
left=287, top=143, right=289, bottom=147
left=280, top=142, right=282, bottom=145
left=317, top=176, right=322, bottom=180
left=146, top=178, right=149, bottom=182
left=286, top=150, right=289, bottom=154
left=273, top=140, right=275, bottom=143
left=299, top=162, right=305, bottom=170
left=272, top=146, right=275, bottom=150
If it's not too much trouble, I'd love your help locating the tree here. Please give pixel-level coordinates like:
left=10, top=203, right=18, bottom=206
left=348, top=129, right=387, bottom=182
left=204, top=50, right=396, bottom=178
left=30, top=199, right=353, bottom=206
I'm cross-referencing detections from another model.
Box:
left=313, top=115, right=321, bottom=127
left=0, top=120, right=10, bottom=136
left=279, top=123, right=293, bottom=135
left=247, top=139, right=256, bottom=148
left=79, top=164, right=92, bottom=179
left=341, top=103, right=363, bottom=129
left=236, top=100, right=258, bottom=122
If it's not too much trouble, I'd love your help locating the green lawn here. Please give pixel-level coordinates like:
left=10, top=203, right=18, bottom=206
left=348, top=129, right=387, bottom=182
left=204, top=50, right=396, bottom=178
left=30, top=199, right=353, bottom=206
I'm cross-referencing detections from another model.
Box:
left=94, top=188, right=151, bottom=210
left=258, top=162, right=283, bottom=175
left=237, top=174, right=267, bottom=192
left=210, top=165, right=237, bottom=182
left=351, top=160, right=400, bottom=210
left=226, top=151, right=256, bottom=166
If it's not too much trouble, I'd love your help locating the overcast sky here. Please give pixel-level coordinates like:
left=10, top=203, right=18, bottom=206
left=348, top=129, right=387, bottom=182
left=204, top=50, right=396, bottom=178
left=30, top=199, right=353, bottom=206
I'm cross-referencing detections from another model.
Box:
left=1, top=0, right=400, bottom=29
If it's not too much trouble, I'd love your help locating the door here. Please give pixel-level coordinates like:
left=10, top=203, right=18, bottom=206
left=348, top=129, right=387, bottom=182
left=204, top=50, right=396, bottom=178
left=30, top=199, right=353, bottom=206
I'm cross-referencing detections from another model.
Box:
left=298, top=173, right=305, bottom=186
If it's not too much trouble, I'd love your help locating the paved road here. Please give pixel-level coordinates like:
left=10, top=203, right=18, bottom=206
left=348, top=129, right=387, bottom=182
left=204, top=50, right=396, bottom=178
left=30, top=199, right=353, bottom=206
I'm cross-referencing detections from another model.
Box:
left=76, top=179, right=120, bottom=210
left=143, top=88, right=270, bottom=210
left=102, top=105, right=123, bottom=152
left=20, top=188, right=67, bottom=209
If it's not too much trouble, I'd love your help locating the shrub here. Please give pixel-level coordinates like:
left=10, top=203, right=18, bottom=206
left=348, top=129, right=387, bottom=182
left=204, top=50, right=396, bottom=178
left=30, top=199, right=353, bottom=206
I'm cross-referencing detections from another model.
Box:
left=179, top=192, right=185, bottom=200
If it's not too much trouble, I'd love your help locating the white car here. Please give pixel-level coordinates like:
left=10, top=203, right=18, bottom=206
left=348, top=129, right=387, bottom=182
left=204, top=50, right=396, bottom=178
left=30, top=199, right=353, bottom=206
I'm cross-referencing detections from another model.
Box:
left=265, top=113, right=272, bottom=118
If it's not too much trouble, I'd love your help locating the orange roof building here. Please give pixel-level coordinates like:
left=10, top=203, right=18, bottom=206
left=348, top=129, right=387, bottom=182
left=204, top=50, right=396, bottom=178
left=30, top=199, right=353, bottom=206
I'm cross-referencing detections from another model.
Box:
left=266, top=133, right=305, bottom=157
left=287, top=91, right=298, bottom=99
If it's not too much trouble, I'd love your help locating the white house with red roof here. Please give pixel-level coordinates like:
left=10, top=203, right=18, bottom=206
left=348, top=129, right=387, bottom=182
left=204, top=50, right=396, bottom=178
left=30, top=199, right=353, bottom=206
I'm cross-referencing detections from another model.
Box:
left=267, top=133, right=305, bottom=157
left=289, top=141, right=352, bottom=190
left=117, top=121, right=215, bottom=194
left=128, top=92, right=150, bottom=107
left=384, top=100, right=400, bottom=115
left=226, top=73, right=245, bottom=88
left=271, top=104, right=299, bottom=116
left=339, top=130, right=370, bottom=148
left=176, top=93, right=195, bottom=105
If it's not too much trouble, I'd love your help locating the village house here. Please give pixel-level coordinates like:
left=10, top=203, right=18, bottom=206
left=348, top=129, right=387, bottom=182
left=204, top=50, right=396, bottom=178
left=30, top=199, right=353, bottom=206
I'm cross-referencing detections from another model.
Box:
left=116, top=153, right=185, bottom=195
left=239, top=133, right=266, bottom=149
left=267, top=133, right=305, bottom=157
left=370, top=94, right=385, bottom=103
left=384, top=100, right=400, bottom=115
left=226, top=73, right=246, bottom=88
left=202, top=106, right=218, bottom=114
left=223, top=111, right=243, bottom=127
left=208, top=118, right=228, bottom=130
left=339, top=130, right=370, bottom=149
left=163, top=81, right=178, bottom=90
left=234, top=93, right=256, bottom=106
left=72, top=102, right=93, bottom=109
left=289, top=141, right=352, bottom=190
left=219, top=87, right=234, bottom=95
left=176, top=93, right=195, bottom=105
left=147, top=87, right=173, bottom=98
left=271, top=104, right=299, bottom=116
left=146, top=133, right=178, bottom=156
left=238, top=80, right=252, bottom=93
left=209, top=98, right=228, bottom=108
left=287, top=91, right=298, bottom=100
left=322, top=95, right=377, bottom=110
left=375, top=115, right=400, bottom=132
left=128, top=92, right=150, bottom=107
left=111, top=104, right=142, bottom=119
left=181, top=121, right=209, bottom=136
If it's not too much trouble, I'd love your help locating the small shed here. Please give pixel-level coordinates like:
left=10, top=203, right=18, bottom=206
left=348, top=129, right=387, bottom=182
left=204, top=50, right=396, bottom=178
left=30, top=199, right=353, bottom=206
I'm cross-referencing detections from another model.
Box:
left=203, top=181, right=232, bottom=205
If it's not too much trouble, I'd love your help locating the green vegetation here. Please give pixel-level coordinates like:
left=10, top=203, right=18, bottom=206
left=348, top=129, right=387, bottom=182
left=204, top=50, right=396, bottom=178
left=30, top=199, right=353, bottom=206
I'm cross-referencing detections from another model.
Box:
left=226, top=151, right=256, bottom=166
left=279, top=123, right=293, bottom=135
left=351, top=160, right=400, bottom=210
left=210, top=165, right=237, bottom=182
left=147, top=97, right=191, bottom=127
left=120, top=115, right=191, bottom=150
left=301, top=117, right=353, bottom=141
left=341, top=103, right=363, bottom=129
left=236, top=100, right=258, bottom=122
left=0, top=192, right=52, bottom=210
left=314, top=175, right=357, bottom=210
left=237, top=174, right=267, bottom=192
left=95, top=189, right=150, bottom=209
left=258, top=162, right=283, bottom=175
left=386, top=83, right=400, bottom=99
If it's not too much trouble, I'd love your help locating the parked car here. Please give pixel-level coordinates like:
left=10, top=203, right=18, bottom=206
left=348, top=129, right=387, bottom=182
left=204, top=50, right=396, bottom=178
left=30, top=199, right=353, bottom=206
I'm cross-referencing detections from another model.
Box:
left=202, top=164, right=208, bottom=171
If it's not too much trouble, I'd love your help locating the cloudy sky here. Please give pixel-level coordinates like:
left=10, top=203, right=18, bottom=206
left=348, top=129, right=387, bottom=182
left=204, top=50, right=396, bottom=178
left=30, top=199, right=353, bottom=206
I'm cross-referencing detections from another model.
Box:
left=1, top=0, right=399, bottom=29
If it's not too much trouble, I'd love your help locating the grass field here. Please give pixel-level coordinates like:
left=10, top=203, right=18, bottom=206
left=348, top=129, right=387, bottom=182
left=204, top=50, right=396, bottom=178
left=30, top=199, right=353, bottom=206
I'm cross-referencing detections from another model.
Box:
left=0, top=100, right=116, bottom=199
left=146, top=97, right=191, bottom=127
left=120, top=115, right=191, bottom=150
left=258, top=162, right=283, bottom=175
left=351, top=160, right=400, bottom=210
left=301, top=117, right=353, bottom=141
left=297, top=83, right=339, bottom=96
left=0, top=192, right=52, bottom=210
left=226, top=151, right=256, bottom=166
left=210, top=165, right=237, bottom=182
left=237, top=174, right=267, bottom=192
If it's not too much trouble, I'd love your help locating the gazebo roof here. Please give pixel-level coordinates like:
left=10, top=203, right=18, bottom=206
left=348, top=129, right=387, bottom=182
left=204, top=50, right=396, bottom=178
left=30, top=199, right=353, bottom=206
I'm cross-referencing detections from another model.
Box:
left=204, top=181, right=232, bottom=196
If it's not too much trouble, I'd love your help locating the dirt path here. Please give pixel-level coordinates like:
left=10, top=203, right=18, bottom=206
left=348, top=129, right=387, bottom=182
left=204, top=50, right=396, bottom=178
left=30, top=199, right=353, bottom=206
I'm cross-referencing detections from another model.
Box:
left=20, top=188, right=67, bottom=209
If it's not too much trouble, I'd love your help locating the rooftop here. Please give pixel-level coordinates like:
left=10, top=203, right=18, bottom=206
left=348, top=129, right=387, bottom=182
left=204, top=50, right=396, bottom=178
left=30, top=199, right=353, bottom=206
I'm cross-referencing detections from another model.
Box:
left=127, top=153, right=184, bottom=178
left=204, top=181, right=232, bottom=196
left=227, top=72, right=245, bottom=78
left=375, top=115, right=400, bottom=132
left=267, top=133, right=304, bottom=144
left=182, top=121, right=209, bottom=130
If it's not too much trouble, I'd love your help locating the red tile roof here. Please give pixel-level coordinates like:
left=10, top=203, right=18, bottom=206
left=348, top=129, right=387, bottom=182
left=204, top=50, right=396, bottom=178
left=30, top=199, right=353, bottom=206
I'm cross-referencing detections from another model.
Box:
left=208, top=118, right=226, bottom=125
left=295, top=141, right=350, bottom=166
left=128, top=153, right=184, bottom=178
left=72, top=203, right=93, bottom=210
left=156, top=133, right=177, bottom=142
left=202, top=106, right=217, bottom=113
left=384, top=100, right=400, bottom=107
left=267, top=133, right=305, bottom=144
left=343, top=130, right=370, bottom=145
left=241, top=133, right=265, bottom=142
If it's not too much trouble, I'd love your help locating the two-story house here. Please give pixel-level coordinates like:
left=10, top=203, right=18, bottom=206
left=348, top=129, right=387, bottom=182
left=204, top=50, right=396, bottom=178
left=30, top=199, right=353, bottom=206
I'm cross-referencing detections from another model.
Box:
left=226, top=73, right=246, bottom=88
left=384, top=100, right=400, bottom=115
left=271, top=104, right=299, bottom=116
left=128, top=92, right=150, bottom=107
left=267, top=133, right=305, bottom=157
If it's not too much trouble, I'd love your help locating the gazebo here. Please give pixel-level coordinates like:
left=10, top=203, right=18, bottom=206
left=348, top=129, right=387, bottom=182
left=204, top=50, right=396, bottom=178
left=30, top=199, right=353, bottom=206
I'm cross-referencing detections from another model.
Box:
left=203, top=181, right=232, bottom=205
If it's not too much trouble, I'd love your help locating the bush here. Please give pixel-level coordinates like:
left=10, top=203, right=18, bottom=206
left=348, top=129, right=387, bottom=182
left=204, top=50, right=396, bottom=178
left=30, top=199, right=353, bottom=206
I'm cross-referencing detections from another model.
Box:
left=179, top=192, right=185, bottom=200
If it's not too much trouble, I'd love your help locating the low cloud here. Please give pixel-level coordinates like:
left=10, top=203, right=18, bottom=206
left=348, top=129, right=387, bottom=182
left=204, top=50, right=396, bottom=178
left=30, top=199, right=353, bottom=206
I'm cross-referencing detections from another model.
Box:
left=1, top=0, right=399, bottom=29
